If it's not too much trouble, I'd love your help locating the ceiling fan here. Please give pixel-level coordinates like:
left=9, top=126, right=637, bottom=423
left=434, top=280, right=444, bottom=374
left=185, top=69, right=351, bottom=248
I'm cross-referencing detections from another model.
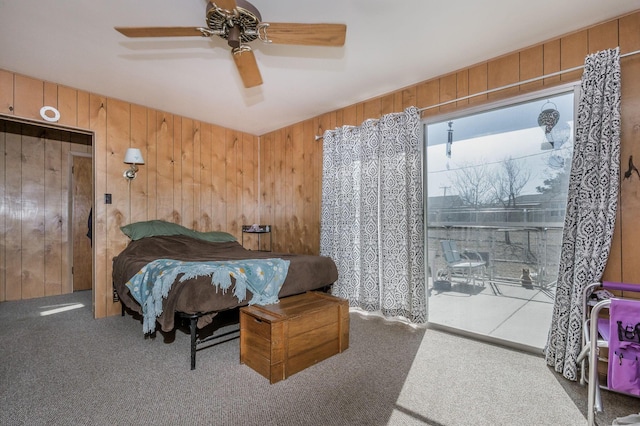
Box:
left=115, top=0, right=347, bottom=88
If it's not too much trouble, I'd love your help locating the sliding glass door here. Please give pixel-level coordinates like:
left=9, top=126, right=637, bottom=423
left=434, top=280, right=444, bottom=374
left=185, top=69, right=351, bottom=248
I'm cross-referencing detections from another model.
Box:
left=424, top=86, right=576, bottom=350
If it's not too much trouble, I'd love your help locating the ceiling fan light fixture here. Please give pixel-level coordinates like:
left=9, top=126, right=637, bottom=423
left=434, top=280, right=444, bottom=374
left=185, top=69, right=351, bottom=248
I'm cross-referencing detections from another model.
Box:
left=115, top=0, right=347, bottom=89
left=207, top=0, right=262, bottom=45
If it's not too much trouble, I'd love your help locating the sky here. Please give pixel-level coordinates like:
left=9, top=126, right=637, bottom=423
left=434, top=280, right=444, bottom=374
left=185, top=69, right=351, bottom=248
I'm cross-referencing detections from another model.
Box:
left=425, top=91, right=574, bottom=197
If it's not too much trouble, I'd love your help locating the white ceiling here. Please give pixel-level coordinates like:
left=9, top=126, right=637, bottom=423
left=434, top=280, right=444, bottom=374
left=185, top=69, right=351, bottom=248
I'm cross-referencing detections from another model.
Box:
left=0, top=1, right=638, bottom=136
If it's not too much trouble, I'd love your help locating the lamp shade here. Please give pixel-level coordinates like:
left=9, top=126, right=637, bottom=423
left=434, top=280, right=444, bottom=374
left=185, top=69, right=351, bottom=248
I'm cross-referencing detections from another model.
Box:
left=124, top=148, right=144, bottom=164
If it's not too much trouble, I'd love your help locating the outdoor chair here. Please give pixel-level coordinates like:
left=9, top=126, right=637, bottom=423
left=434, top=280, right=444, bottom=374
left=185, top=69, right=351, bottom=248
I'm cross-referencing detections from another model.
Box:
left=577, top=281, right=640, bottom=426
left=439, top=240, right=487, bottom=287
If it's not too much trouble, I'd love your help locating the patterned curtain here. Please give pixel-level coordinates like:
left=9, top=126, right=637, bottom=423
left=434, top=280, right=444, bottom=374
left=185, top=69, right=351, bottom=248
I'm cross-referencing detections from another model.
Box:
left=320, top=107, right=426, bottom=323
left=545, top=48, right=621, bottom=380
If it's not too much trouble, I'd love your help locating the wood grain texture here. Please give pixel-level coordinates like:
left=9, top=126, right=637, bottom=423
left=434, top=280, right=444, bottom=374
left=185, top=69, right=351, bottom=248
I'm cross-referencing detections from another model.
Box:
left=145, top=109, right=158, bottom=222
left=57, top=85, right=77, bottom=127
left=180, top=118, right=195, bottom=229
left=43, top=82, right=57, bottom=112
left=4, top=127, right=23, bottom=300
left=560, top=30, right=588, bottom=82
left=198, top=122, right=212, bottom=231
left=71, top=155, right=92, bottom=292
left=225, top=131, right=240, bottom=237
left=439, top=73, right=457, bottom=113
left=2, top=10, right=640, bottom=311
left=77, top=90, right=90, bottom=130
left=20, top=131, right=46, bottom=299
left=456, top=70, right=469, bottom=108
left=259, top=133, right=273, bottom=244
left=44, top=137, right=63, bottom=296
left=0, top=129, right=94, bottom=301
left=105, top=98, right=129, bottom=316
left=258, top=11, right=640, bottom=265
left=284, top=130, right=294, bottom=253
left=588, top=20, right=619, bottom=54
left=172, top=118, right=183, bottom=224
left=487, top=52, right=520, bottom=100
left=341, top=104, right=357, bottom=127
left=600, top=13, right=639, bottom=284
left=620, top=12, right=640, bottom=54
left=381, top=93, right=396, bottom=115
left=156, top=113, right=174, bottom=222
left=292, top=123, right=304, bottom=253
left=519, top=46, right=544, bottom=92
left=402, top=87, right=417, bottom=110
left=60, top=142, right=72, bottom=294
left=130, top=104, right=148, bottom=224
left=239, top=292, right=348, bottom=384
left=363, top=98, right=381, bottom=122
left=90, top=93, right=107, bottom=318
left=417, top=79, right=440, bottom=118
left=303, top=118, right=318, bottom=254
left=211, top=125, right=227, bottom=231
left=192, top=121, right=202, bottom=231
left=543, top=40, right=562, bottom=86
left=242, top=133, right=258, bottom=241
left=616, top=27, right=640, bottom=283
left=272, top=129, right=285, bottom=252
left=468, top=64, right=488, bottom=105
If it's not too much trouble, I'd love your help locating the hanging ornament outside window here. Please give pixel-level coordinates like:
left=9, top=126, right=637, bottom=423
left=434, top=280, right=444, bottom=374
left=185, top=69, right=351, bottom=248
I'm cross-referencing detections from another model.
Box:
left=446, top=121, right=453, bottom=158
left=538, top=100, right=560, bottom=135
left=547, top=121, right=571, bottom=149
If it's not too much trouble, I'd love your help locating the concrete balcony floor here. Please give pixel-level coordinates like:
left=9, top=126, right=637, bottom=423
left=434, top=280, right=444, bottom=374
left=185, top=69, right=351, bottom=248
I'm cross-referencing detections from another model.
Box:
left=427, top=277, right=555, bottom=351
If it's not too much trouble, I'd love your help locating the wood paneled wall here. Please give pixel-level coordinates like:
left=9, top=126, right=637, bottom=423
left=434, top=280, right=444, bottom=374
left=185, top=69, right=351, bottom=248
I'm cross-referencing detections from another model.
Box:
left=0, top=72, right=259, bottom=319
left=1, top=10, right=639, bottom=316
left=260, top=11, right=640, bottom=284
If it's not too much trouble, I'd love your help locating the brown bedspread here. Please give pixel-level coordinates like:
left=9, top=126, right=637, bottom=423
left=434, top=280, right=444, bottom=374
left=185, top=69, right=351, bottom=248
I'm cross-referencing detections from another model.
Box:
left=112, top=234, right=338, bottom=332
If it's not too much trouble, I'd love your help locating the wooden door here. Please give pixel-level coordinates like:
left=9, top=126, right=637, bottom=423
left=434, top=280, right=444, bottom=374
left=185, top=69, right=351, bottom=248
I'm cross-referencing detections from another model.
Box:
left=72, top=155, right=92, bottom=291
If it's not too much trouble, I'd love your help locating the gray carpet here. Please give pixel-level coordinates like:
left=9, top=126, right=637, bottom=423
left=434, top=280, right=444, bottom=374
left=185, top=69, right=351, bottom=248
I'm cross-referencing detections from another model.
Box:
left=1, top=291, right=638, bottom=425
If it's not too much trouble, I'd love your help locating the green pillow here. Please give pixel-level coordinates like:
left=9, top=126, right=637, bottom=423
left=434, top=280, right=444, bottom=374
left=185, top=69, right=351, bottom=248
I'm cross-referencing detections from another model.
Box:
left=120, top=220, right=236, bottom=242
left=197, top=230, right=238, bottom=243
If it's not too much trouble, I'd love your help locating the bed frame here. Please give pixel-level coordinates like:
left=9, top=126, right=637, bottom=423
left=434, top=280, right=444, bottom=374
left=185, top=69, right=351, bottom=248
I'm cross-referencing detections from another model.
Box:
left=120, top=285, right=331, bottom=369
left=112, top=232, right=338, bottom=370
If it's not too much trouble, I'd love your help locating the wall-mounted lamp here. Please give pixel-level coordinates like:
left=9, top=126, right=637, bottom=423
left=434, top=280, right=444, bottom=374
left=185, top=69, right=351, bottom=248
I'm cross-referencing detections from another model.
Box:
left=123, top=148, right=144, bottom=180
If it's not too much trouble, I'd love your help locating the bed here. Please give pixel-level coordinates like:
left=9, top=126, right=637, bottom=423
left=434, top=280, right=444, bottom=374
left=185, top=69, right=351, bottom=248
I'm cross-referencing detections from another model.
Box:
left=112, top=220, right=339, bottom=369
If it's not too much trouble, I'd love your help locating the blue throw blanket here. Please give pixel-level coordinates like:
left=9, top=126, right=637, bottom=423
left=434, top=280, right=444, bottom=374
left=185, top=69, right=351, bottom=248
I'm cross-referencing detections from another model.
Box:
left=125, top=258, right=290, bottom=334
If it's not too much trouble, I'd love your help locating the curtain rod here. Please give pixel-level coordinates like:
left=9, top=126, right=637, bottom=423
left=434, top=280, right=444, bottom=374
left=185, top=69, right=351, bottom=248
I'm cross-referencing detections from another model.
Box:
left=314, top=48, right=640, bottom=141
left=417, top=48, right=640, bottom=113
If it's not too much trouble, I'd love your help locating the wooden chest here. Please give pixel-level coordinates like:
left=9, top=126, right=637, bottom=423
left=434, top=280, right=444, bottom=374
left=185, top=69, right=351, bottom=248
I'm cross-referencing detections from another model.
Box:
left=239, top=291, right=349, bottom=384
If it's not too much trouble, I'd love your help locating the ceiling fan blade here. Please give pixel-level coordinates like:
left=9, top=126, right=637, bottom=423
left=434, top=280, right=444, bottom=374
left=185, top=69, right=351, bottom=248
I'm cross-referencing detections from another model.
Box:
left=115, top=27, right=205, bottom=38
left=211, top=0, right=237, bottom=13
left=260, top=23, right=346, bottom=46
left=232, top=47, right=263, bottom=88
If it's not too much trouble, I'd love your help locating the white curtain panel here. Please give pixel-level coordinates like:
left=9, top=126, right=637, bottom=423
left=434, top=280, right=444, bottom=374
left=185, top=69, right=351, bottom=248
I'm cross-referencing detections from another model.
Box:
left=320, top=107, right=426, bottom=323
left=545, top=48, right=621, bottom=381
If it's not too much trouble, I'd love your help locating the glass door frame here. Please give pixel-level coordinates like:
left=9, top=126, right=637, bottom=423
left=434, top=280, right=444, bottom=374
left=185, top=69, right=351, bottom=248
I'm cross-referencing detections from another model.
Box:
left=421, top=82, right=581, bottom=353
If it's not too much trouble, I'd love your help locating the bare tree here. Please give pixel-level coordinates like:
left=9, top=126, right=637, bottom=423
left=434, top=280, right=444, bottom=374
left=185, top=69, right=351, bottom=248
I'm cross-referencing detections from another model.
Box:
left=450, top=162, right=493, bottom=207
left=490, top=157, right=531, bottom=207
